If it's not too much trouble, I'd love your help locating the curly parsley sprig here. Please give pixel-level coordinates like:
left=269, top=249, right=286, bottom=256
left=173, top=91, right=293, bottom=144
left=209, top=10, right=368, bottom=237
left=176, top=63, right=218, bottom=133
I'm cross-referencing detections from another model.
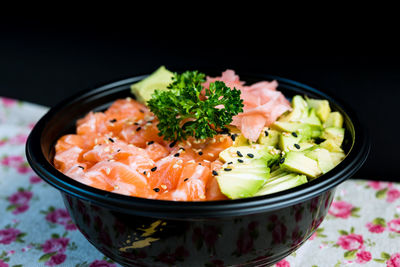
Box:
left=147, top=71, right=244, bottom=141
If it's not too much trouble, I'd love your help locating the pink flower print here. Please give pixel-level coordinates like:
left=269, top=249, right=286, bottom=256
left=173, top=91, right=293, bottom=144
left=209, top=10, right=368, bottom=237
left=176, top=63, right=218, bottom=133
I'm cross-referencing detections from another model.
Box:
left=45, top=253, right=67, bottom=266
left=1, top=155, right=31, bottom=174
left=272, top=222, right=287, bottom=244
left=29, top=175, right=42, bottom=184
left=309, top=196, right=319, bottom=212
left=366, top=222, right=385, bottom=233
left=309, top=232, right=317, bottom=240
left=388, top=218, right=400, bottom=233
left=367, top=181, right=385, bottom=190
left=0, top=139, right=7, bottom=147
left=89, top=260, right=117, bottom=267
left=17, top=164, right=31, bottom=174
left=1, top=97, right=17, bottom=107
left=45, top=209, right=77, bottom=230
left=337, top=233, right=364, bottom=250
left=0, top=259, right=9, bottom=267
left=387, top=188, right=400, bottom=203
left=0, top=228, right=20, bottom=244
left=42, top=237, right=69, bottom=254
left=1, top=155, right=23, bottom=167
left=203, top=225, right=219, bottom=249
left=8, top=190, right=32, bottom=214
left=275, top=259, right=290, bottom=267
left=356, top=250, right=372, bottom=264
left=387, top=253, right=400, bottom=267
left=328, top=201, right=353, bottom=218
left=10, top=134, right=28, bottom=145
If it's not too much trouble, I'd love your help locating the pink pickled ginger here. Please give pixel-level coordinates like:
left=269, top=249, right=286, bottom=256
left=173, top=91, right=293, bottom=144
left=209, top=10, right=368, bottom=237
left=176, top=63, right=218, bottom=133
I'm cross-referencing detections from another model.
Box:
left=204, top=70, right=291, bottom=142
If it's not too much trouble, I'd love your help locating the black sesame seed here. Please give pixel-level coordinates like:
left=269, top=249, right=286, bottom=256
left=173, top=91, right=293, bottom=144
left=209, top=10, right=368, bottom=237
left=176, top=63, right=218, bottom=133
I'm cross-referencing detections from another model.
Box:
left=169, top=141, right=177, bottom=148
left=143, top=171, right=147, bottom=175
left=294, top=143, right=301, bottom=149
left=198, top=163, right=202, bottom=165
left=212, top=170, right=218, bottom=176
left=78, top=166, right=84, bottom=169
left=136, top=127, right=142, bottom=131
left=198, top=151, right=203, bottom=155
left=291, top=132, right=298, bottom=138
left=238, top=159, right=244, bottom=163
left=151, top=167, right=157, bottom=172
left=153, top=188, right=160, bottom=192
left=116, top=149, right=121, bottom=152
left=265, top=130, right=269, bottom=136
left=236, top=151, right=243, bottom=157
left=147, top=141, right=154, bottom=145
left=147, top=121, right=152, bottom=124
left=174, top=153, right=180, bottom=157
left=247, top=153, right=254, bottom=158
left=231, top=134, right=237, bottom=141
left=228, top=162, right=233, bottom=165
left=184, top=178, right=189, bottom=182
left=139, top=109, right=145, bottom=113
left=179, top=147, right=185, bottom=151
left=279, top=158, right=285, bottom=164
left=134, top=122, right=140, bottom=125
left=109, top=118, right=117, bottom=123
left=224, top=168, right=232, bottom=171
left=108, top=138, right=114, bottom=143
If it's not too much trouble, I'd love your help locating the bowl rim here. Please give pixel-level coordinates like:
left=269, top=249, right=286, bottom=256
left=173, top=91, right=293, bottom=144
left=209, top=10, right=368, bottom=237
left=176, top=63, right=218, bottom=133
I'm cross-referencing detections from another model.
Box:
left=26, top=72, right=370, bottom=219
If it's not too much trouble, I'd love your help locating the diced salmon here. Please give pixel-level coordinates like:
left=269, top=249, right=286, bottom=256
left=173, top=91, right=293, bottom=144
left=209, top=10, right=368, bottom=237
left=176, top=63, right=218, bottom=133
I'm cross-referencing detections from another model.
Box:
left=54, top=146, right=83, bottom=172
left=145, top=142, right=169, bottom=161
left=148, top=156, right=183, bottom=192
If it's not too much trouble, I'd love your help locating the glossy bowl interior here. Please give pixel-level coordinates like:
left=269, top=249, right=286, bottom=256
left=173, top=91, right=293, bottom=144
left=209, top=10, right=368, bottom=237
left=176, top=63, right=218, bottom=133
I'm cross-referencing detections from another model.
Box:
left=26, top=73, right=370, bottom=266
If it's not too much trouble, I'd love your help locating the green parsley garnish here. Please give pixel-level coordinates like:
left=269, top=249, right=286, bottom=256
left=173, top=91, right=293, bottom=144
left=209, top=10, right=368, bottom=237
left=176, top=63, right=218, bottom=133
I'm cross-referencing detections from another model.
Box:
left=147, top=71, right=244, bottom=141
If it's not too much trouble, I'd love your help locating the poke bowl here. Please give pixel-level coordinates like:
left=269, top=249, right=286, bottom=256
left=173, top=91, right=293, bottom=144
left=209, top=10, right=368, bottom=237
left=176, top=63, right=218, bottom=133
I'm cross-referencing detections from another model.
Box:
left=26, top=70, right=370, bottom=267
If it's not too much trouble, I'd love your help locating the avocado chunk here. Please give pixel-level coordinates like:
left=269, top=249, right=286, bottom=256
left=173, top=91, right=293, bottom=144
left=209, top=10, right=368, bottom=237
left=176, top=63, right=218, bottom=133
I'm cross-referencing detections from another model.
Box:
left=278, top=95, right=308, bottom=122
left=321, top=127, right=345, bottom=147
left=297, top=142, right=317, bottom=151
left=258, top=128, right=280, bottom=147
left=301, top=108, right=322, bottom=126
left=130, top=66, right=174, bottom=104
left=323, top=111, right=344, bottom=128
left=219, top=144, right=279, bottom=165
left=216, top=158, right=270, bottom=199
left=305, top=148, right=335, bottom=174
left=280, top=151, right=322, bottom=178
left=306, top=98, right=331, bottom=122
left=278, top=133, right=302, bottom=152
left=233, top=134, right=250, bottom=147
left=272, top=121, right=322, bottom=141
left=255, top=173, right=308, bottom=196
left=320, top=139, right=344, bottom=152
left=330, top=151, right=346, bottom=165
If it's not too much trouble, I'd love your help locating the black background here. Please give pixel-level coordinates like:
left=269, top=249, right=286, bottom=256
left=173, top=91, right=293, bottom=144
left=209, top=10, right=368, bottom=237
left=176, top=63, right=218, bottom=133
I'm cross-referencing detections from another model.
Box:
left=1, top=18, right=398, bottom=181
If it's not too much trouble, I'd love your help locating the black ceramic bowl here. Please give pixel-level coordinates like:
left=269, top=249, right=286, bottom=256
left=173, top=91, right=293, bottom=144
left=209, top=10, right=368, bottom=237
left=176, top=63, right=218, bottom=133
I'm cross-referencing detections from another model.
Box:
left=26, top=73, right=369, bottom=267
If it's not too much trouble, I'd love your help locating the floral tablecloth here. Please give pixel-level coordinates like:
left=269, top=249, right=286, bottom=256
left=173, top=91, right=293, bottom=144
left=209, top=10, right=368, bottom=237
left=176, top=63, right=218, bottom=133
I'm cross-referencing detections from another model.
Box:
left=0, top=96, right=399, bottom=267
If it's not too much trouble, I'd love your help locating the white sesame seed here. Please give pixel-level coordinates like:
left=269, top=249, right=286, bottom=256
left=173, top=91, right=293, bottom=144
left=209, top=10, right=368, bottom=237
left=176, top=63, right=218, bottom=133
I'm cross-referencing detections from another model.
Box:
left=104, top=147, right=110, bottom=152
left=208, top=153, right=214, bottom=157
left=105, top=168, right=111, bottom=175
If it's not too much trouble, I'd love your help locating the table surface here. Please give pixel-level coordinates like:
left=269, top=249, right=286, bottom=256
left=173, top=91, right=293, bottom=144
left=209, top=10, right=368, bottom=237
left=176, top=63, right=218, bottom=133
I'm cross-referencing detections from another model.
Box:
left=0, top=97, right=399, bottom=267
